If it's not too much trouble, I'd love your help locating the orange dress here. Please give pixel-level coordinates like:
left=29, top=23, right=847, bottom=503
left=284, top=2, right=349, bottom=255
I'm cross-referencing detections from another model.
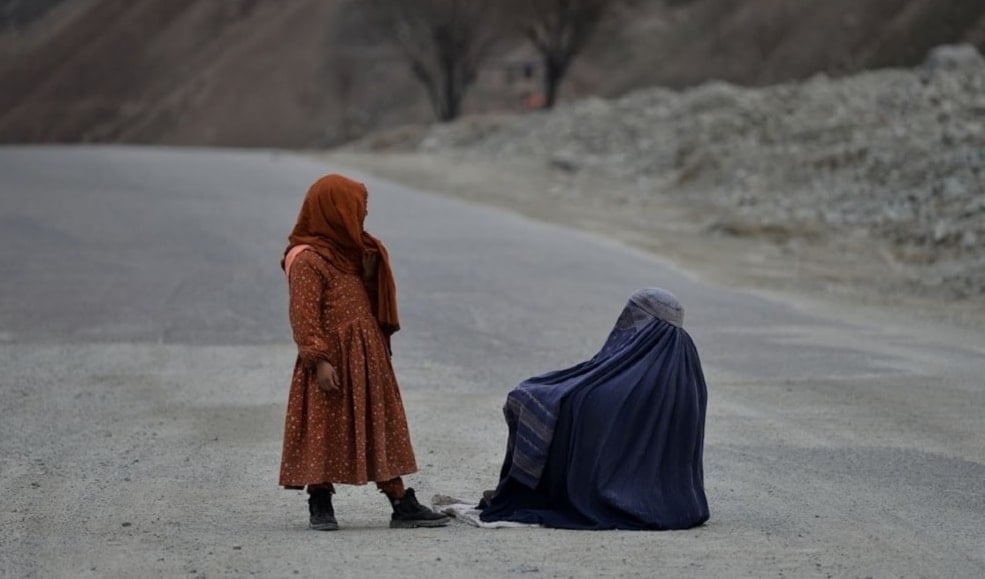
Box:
left=279, top=250, right=418, bottom=487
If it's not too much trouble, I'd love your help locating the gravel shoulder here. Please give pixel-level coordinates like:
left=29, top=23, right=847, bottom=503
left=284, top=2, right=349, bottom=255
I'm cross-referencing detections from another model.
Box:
left=4, top=340, right=983, bottom=578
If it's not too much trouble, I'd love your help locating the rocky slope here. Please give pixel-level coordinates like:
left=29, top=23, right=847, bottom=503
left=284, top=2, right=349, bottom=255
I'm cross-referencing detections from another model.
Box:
left=353, top=46, right=985, bottom=301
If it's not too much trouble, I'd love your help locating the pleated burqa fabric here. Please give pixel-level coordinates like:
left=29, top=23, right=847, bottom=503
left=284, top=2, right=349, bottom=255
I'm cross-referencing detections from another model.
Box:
left=480, top=288, right=710, bottom=530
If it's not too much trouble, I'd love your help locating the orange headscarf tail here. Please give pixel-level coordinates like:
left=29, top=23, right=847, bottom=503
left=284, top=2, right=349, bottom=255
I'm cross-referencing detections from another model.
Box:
left=364, top=233, right=400, bottom=334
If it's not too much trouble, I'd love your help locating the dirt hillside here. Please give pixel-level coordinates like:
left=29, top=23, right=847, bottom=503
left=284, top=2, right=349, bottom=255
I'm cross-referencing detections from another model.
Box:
left=1, top=0, right=983, bottom=147
left=344, top=45, right=985, bottom=313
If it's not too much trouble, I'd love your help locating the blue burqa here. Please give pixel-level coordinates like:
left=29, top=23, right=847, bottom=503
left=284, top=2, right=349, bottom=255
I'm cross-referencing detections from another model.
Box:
left=480, top=288, right=710, bottom=530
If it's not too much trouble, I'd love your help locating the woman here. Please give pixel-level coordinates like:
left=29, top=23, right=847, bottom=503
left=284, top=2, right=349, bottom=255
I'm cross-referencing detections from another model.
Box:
left=480, top=288, right=710, bottom=530
left=279, top=174, right=449, bottom=530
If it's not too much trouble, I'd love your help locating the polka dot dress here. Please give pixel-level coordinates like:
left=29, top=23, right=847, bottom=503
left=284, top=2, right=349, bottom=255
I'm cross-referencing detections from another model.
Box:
left=279, top=251, right=417, bottom=488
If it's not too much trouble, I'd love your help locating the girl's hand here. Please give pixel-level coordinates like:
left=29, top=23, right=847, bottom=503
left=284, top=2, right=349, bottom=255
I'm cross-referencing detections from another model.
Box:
left=316, top=361, right=340, bottom=393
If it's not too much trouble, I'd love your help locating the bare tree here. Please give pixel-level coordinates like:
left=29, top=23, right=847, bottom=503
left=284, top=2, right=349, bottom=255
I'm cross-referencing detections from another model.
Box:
left=368, top=0, right=501, bottom=122
left=510, top=0, right=614, bottom=108
left=328, top=47, right=359, bottom=141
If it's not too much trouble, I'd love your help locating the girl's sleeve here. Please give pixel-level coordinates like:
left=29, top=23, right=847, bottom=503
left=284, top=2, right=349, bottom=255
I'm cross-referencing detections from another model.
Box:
left=288, top=259, right=332, bottom=367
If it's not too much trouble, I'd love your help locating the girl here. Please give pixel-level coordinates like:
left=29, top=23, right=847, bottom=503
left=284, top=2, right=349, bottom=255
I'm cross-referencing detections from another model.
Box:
left=279, top=174, right=449, bottom=530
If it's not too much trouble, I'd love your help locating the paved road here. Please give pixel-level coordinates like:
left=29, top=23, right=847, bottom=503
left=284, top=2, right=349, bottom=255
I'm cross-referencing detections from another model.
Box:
left=1, top=146, right=983, bottom=578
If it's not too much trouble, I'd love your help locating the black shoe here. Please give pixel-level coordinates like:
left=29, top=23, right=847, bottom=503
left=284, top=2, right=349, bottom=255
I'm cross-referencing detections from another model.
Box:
left=308, top=490, right=339, bottom=531
left=388, top=488, right=451, bottom=529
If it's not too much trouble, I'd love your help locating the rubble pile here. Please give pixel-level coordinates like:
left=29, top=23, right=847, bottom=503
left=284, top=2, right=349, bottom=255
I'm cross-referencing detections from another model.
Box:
left=365, top=45, right=985, bottom=298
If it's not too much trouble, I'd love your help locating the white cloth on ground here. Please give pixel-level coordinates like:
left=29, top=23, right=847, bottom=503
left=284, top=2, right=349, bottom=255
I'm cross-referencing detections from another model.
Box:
left=431, top=495, right=540, bottom=529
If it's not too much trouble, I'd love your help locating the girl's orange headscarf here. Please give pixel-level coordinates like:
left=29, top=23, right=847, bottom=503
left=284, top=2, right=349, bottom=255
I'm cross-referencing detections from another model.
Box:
left=283, top=174, right=400, bottom=335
